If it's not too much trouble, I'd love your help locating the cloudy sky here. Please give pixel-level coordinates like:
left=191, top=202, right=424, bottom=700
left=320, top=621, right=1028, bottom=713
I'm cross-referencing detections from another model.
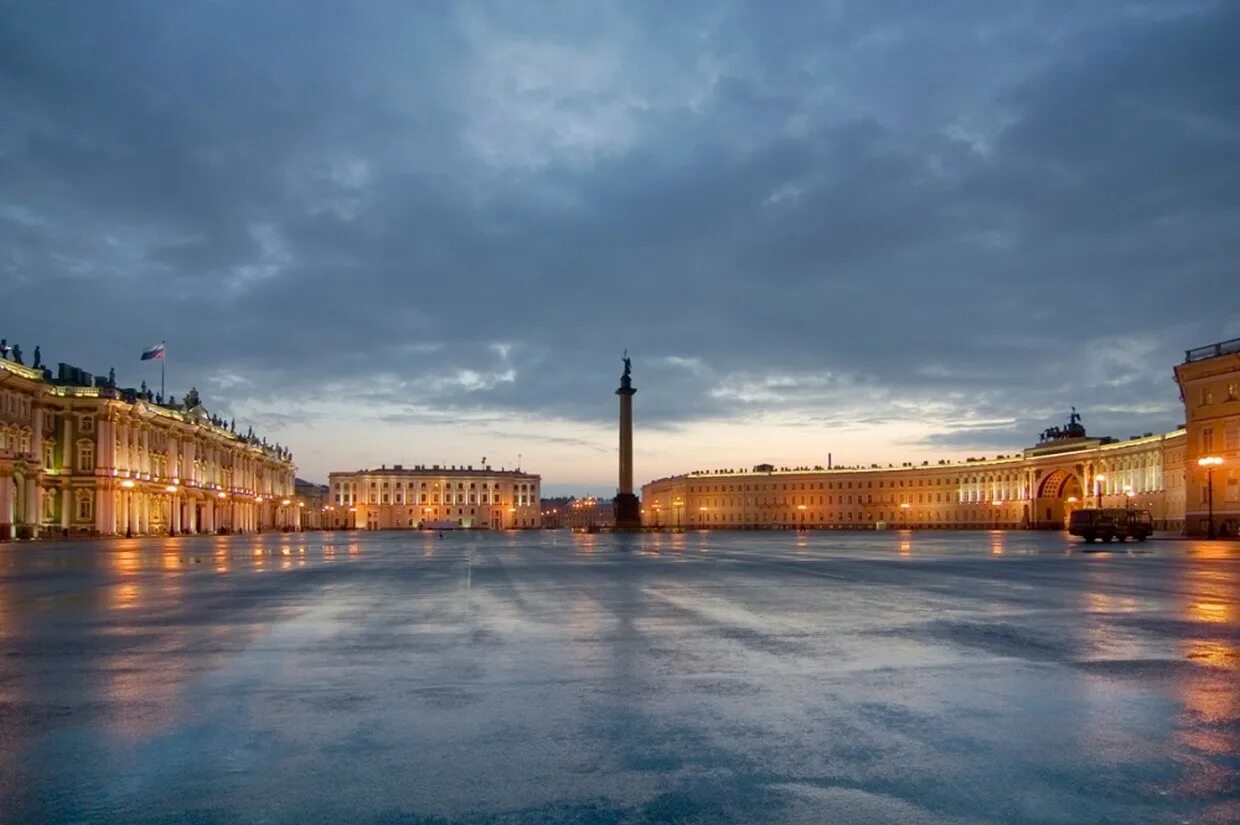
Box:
left=2, top=1, right=1237, bottom=495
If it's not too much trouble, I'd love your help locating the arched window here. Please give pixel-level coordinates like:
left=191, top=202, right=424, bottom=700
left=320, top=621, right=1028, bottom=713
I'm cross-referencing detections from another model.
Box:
left=76, top=490, right=93, bottom=521
left=77, top=440, right=95, bottom=472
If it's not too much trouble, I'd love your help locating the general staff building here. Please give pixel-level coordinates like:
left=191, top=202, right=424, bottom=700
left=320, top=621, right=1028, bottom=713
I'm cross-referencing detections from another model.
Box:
left=643, top=338, right=1240, bottom=537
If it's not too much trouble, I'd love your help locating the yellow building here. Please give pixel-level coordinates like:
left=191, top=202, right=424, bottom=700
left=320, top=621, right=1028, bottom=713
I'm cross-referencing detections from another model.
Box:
left=641, top=338, right=1240, bottom=534
left=643, top=426, right=1185, bottom=532
left=327, top=464, right=541, bottom=530
left=1, top=356, right=297, bottom=540
left=1175, top=338, right=1240, bottom=537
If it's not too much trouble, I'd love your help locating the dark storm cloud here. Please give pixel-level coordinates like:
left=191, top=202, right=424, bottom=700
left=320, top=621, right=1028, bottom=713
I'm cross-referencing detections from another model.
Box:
left=1, top=0, right=1236, bottom=463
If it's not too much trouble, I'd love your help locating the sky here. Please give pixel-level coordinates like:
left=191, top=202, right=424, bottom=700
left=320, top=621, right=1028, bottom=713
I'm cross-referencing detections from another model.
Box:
left=2, top=1, right=1238, bottom=496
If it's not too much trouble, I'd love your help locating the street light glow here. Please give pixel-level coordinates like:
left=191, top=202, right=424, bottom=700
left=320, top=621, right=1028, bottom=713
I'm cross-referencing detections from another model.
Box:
left=1197, top=456, right=1223, bottom=467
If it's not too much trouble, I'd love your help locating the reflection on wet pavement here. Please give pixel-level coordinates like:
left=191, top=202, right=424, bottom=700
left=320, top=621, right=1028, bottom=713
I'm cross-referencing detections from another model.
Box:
left=1, top=531, right=1237, bottom=824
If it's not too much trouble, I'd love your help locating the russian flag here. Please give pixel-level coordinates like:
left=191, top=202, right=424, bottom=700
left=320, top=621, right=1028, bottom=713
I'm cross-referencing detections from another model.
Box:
left=141, top=341, right=165, bottom=361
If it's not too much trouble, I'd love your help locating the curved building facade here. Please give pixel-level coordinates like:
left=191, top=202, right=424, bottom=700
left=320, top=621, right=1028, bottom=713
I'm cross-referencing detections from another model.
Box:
left=643, top=338, right=1240, bottom=536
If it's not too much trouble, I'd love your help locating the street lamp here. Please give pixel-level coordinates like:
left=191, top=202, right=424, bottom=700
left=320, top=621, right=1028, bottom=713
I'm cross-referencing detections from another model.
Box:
left=698, top=505, right=708, bottom=529
left=798, top=503, right=807, bottom=531
left=673, top=497, right=684, bottom=529
left=1094, top=473, right=1106, bottom=509
left=899, top=501, right=910, bottom=528
left=1197, top=456, right=1224, bottom=539
left=993, top=500, right=1003, bottom=530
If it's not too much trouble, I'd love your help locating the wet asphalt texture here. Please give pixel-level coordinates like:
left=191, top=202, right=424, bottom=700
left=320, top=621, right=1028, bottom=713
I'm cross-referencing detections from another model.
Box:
left=0, top=530, right=1237, bottom=824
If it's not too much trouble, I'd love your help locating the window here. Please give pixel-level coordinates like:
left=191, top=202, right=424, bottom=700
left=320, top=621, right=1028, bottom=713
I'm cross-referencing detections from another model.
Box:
left=81, top=415, right=94, bottom=433
left=77, top=441, right=95, bottom=471
left=1228, top=383, right=1239, bottom=401
left=1201, top=427, right=1215, bottom=452
left=76, top=491, right=93, bottom=521
left=1226, top=425, right=1239, bottom=451
left=1201, top=387, right=1213, bottom=406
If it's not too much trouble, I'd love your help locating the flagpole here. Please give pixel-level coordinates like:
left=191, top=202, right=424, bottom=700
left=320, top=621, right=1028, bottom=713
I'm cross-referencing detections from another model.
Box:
left=160, top=341, right=166, bottom=401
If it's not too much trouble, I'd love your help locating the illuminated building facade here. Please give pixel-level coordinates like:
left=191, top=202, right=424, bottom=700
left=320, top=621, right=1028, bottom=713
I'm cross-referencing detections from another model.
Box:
left=327, top=464, right=541, bottom=529
left=1175, top=338, right=1240, bottom=537
left=643, top=429, right=1185, bottom=532
left=641, top=338, right=1240, bottom=534
left=1, top=356, right=297, bottom=540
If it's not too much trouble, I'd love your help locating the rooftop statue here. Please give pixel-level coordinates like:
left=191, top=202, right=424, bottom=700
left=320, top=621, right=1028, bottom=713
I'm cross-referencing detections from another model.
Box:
left=32, top=346, right=42, bottom=369
left=1040, top=408, right=1087, bottom=442
left=12, top=344, right=23, bottom=365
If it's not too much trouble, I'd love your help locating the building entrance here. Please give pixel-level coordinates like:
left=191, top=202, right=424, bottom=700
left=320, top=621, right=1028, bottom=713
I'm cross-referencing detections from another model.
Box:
left=1035, top=469, right=1084, bottom=530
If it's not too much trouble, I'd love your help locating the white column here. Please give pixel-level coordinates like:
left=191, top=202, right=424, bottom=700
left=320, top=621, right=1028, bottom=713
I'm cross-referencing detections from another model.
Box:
left=60, top=488, right=70, bottom=532
left=94, top=485, right=109, bottom=535
left=96, top=419, right=112, bottom=472
left=24, top=477, right=41, bottom=538
left=31, top=405, right=44, bottom=464
left=62, top=415, right=71, bottom=470
left=0, top=474, right=14, bottom=540
left=167, top=438, right=179, bottom=482
left=142, top=428, right=150, bottom=476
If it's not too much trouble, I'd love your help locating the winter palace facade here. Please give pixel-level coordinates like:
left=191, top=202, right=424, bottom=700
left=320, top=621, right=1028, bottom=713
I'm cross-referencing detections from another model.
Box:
left=1, top=355, right=298, bottom=540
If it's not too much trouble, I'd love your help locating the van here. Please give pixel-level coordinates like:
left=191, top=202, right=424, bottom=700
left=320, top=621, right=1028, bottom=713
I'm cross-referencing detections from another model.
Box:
left=1068, top=508, right=1153, bottom=543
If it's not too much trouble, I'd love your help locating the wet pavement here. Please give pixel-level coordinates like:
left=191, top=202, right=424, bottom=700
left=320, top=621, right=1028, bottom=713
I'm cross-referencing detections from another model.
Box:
left=0, top=530, right=1237, bottom=824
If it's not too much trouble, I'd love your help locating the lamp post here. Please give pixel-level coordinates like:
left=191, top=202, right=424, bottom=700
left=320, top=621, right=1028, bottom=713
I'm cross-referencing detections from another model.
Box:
left=698, top=505, right=707, bottom=529
left=899, top=501, right=910, bottom=528
left=797, top=503, right=807, bottom=531
left=993, top=500, right=1003, bottom=530
left=1198, top=456, right=1223, bottom=539
left=673, top=497, right=684, bottom=529
left=1095, top=473, right=1106, bottom=509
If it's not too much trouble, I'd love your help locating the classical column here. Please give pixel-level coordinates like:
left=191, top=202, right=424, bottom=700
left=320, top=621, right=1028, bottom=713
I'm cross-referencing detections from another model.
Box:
left=614, top=354, right=641, bottom=528
left=62, top=415, right=71, bottom=469
left=31, top=405, right=44, bottom=464
left=96, top=419, right=112, bottom=472
left=0, top=472, right=14, bottom=541
left=23, top=476, right=41, bottom=539
left=60, top=488, right=70, bottom=532
left=94, top=484, right=108, bottom=535
left=166, top=437, right=179, bottom=483
left=142, top=428, right=150, bottom=476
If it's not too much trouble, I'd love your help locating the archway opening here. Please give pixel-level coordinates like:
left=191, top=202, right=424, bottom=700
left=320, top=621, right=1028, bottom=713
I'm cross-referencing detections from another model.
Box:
left=1035, top=469, right=1084, bottom=530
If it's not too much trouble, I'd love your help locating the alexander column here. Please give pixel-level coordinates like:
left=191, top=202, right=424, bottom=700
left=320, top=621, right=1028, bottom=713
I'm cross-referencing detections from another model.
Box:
left=614, top=351, right=641, bottom=528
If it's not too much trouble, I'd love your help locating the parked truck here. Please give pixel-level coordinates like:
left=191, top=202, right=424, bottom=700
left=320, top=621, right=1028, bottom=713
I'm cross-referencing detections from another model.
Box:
left=1068, top=508, right=1153, bottom=543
